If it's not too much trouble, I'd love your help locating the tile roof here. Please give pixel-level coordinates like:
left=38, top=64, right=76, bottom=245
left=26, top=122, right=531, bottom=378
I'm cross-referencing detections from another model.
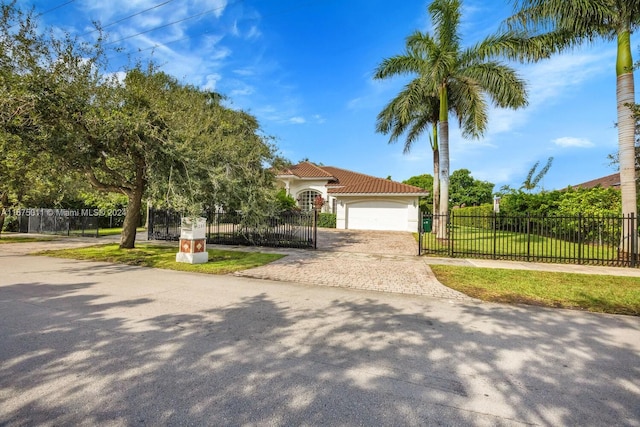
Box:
left=571, top=173, right=621, bottom=190
left=278, top=162, right=428, bottom=195
left=278, top=162, right=335, bottom=178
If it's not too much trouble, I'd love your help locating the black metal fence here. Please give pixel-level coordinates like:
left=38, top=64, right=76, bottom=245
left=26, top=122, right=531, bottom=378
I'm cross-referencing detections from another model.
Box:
left=16, top=208, right=101, bottom=237
left=419, top=212, right=639, bottom=267
left=148, top=208, right=318, bottom=249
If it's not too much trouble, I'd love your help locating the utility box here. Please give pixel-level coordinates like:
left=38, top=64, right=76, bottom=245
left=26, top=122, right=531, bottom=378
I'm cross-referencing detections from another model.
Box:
left=176, top=217, right=208, bottom=264
left=422, top=217, right=432, bottom=233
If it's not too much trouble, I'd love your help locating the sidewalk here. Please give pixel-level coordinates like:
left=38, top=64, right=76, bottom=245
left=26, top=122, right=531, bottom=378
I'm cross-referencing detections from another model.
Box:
left=422, top=255, right=640, bottom=277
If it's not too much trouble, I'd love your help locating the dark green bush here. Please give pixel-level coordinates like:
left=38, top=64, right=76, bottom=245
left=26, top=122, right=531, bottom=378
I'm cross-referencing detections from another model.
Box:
left=317, top=213, right=336, bottom=228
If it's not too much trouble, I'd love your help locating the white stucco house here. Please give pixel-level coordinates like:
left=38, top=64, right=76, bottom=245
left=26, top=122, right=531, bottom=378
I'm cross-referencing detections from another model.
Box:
left=276, top=162, right=428, bottom=232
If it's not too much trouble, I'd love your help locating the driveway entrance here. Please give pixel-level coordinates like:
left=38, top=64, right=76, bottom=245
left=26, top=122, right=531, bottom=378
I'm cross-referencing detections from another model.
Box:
left=316, top=228, right=418, bottom=256
left=236, top=229, right=467, bottom=299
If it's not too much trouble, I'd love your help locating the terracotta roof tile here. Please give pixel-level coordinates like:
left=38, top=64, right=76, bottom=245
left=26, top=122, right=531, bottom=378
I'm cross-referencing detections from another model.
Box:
left=320, top=166, right=427, bottom=195
left=278, top=162, right=428, bottom=195
left=279, top=161, right=335, bottom=178
left=572, top=173, right=621, bottom=190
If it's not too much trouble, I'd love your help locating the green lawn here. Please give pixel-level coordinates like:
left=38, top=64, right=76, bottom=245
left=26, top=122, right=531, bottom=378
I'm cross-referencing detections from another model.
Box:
left=0, top=235, right=57, bottom=243
left=67, top=227, right=146, bottom=237
left=431, top=264, right=640, bottom=316
left=422, top=225, right=618, bottom=262
left=38, top=243, right=285, bottom=274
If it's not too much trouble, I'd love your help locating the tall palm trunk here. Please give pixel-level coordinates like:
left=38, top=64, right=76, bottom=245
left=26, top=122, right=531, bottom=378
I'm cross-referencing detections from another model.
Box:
left=437, top=85, right=449, bottom=240
left=431, top=124, right=440, bottom=232
left=616, top=30, right=637, bottom=255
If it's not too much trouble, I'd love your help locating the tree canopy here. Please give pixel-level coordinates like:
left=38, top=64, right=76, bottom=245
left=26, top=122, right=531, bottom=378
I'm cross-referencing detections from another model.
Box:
left=404, top=169, right=494, bottom=212
left=0, top=3, right=280, bottom=247
left=374, top=0, right=530, bottom=239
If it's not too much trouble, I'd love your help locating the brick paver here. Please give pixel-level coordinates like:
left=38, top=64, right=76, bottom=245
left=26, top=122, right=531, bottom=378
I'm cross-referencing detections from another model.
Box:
left=235, top=229, right=470, bottom=300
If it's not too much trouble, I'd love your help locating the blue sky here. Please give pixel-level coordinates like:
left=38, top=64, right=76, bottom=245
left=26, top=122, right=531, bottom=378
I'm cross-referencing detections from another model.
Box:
left=21, top=0, right=638, bottom=191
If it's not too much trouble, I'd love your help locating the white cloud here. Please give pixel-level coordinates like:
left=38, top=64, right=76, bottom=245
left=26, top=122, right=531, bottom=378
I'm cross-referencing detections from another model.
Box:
left=289, top=117, right=306, bottom=124
left=312, top=114, right=325, bottom=124
left=553, top=137, right=594, bottom=148
left=246, top=25, right=262, bottom=39
left=523, top=49, right=613, bottom=107
left=203, top=73, right=222, bottom=90
left=347, top=97, right=363, bottom=110
left=233, top=67, right=255, bottom=76
left=229, top=84, right=254, bottom=97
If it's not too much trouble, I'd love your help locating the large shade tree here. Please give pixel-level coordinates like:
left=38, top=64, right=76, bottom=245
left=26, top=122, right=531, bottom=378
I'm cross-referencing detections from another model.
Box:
left=507, top=0, right=640, bottom=252
left=0, top=4, right=278, bottom=248
left=374, top=0, right=529, bottom=239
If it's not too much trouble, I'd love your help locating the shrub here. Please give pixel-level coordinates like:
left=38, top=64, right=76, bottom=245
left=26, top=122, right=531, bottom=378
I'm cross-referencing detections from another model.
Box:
left=450, top=204, right=495, bottom=229
left=317, top=213, right=336, bottom=228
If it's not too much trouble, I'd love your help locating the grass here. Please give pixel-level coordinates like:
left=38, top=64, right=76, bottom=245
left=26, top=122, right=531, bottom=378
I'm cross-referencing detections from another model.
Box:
left=421, top=225, right=619, bottom=262
left=431, top=264, right=640, bottom=316
left=38, top=243, right=285, bottom=275
left=68, top=227, right=146, bottom=237
left=0, top=235, right=57, bottom=243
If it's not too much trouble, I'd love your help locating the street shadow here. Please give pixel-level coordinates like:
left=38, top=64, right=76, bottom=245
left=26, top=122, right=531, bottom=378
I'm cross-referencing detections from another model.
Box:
left=1, top=278, right=638, bottom=425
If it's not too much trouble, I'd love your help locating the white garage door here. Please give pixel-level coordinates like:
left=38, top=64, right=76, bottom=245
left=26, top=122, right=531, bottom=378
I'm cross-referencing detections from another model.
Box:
left=347, top=201, right=408, bottom=231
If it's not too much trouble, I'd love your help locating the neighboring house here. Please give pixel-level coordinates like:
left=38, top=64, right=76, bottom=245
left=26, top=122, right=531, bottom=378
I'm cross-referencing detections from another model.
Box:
left=276, top=162, right=428, bottom=232
left=571, top=173, right=621, bottom=190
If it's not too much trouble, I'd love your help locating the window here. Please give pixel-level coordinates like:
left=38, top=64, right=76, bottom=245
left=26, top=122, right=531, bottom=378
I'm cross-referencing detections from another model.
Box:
left=297, top=190, right=321, bottom=211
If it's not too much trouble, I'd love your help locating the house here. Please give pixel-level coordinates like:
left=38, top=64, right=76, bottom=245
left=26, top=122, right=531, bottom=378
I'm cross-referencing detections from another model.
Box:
left=571, top=173, right=621, bottom=190
left=276, top=162, right=428, bottom=232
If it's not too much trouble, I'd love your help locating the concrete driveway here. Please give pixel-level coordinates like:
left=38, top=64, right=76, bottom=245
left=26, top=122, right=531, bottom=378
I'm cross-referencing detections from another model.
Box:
left=1, top=253, right=638, bottom=426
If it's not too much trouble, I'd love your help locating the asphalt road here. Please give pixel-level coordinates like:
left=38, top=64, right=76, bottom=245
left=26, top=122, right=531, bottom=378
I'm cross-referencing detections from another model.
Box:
left=1, top=253, right=639, bottom=426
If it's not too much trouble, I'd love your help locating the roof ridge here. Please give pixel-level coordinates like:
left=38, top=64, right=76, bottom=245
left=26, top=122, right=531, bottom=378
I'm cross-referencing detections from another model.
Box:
left=323, top=165, right=385, bottom=181
left=300, top=161, right=332, bottom=175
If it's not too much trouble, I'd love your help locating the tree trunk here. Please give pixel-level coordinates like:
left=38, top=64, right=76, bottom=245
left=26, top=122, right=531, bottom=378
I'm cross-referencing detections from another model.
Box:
left=432, top=142, right=440, bottom=232
left=616, top=30, right=637, bottom=255
left=120, top=187, right=143, bottom=249
left=438, top=121, right=449, bottom=240
left=119, top=162, right=147, bottom=249
left=437, top=85, right=449, bottom=241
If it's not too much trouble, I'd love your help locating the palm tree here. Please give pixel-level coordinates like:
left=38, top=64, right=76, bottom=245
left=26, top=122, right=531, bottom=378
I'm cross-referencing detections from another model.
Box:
left=507, top=0, right=640, bottom=252
left=374, top=0, right=529, bottom=239
left=375, top=79, right=441, bottom=219
left=521, top=157, right=553, bottom=192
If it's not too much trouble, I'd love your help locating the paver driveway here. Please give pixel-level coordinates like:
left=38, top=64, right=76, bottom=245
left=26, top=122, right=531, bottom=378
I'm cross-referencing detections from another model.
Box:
left=315, top=228, right=419, bottom=255
left=236, top=228, right=469, bottom=299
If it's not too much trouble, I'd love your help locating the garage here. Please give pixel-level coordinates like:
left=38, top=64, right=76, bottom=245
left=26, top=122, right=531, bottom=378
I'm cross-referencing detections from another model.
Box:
left=346, top=200, right=408, bottom=231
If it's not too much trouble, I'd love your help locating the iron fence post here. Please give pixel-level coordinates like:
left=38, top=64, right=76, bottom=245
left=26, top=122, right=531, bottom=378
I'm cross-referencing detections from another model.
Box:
left=526, top=212, right=531, bottom=262
left=577, top=213, right=582, bottom=265
left=632, top=213, right=637, bottom=268
left=418, top=214, right=423, bottom=256
left=492, top=212, right=497, bottom=260
left=313, top=209, right=318, bottom=249
left=147, top=207, right=154, bottom=240
left=449, top=212, right=454, bottom=257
